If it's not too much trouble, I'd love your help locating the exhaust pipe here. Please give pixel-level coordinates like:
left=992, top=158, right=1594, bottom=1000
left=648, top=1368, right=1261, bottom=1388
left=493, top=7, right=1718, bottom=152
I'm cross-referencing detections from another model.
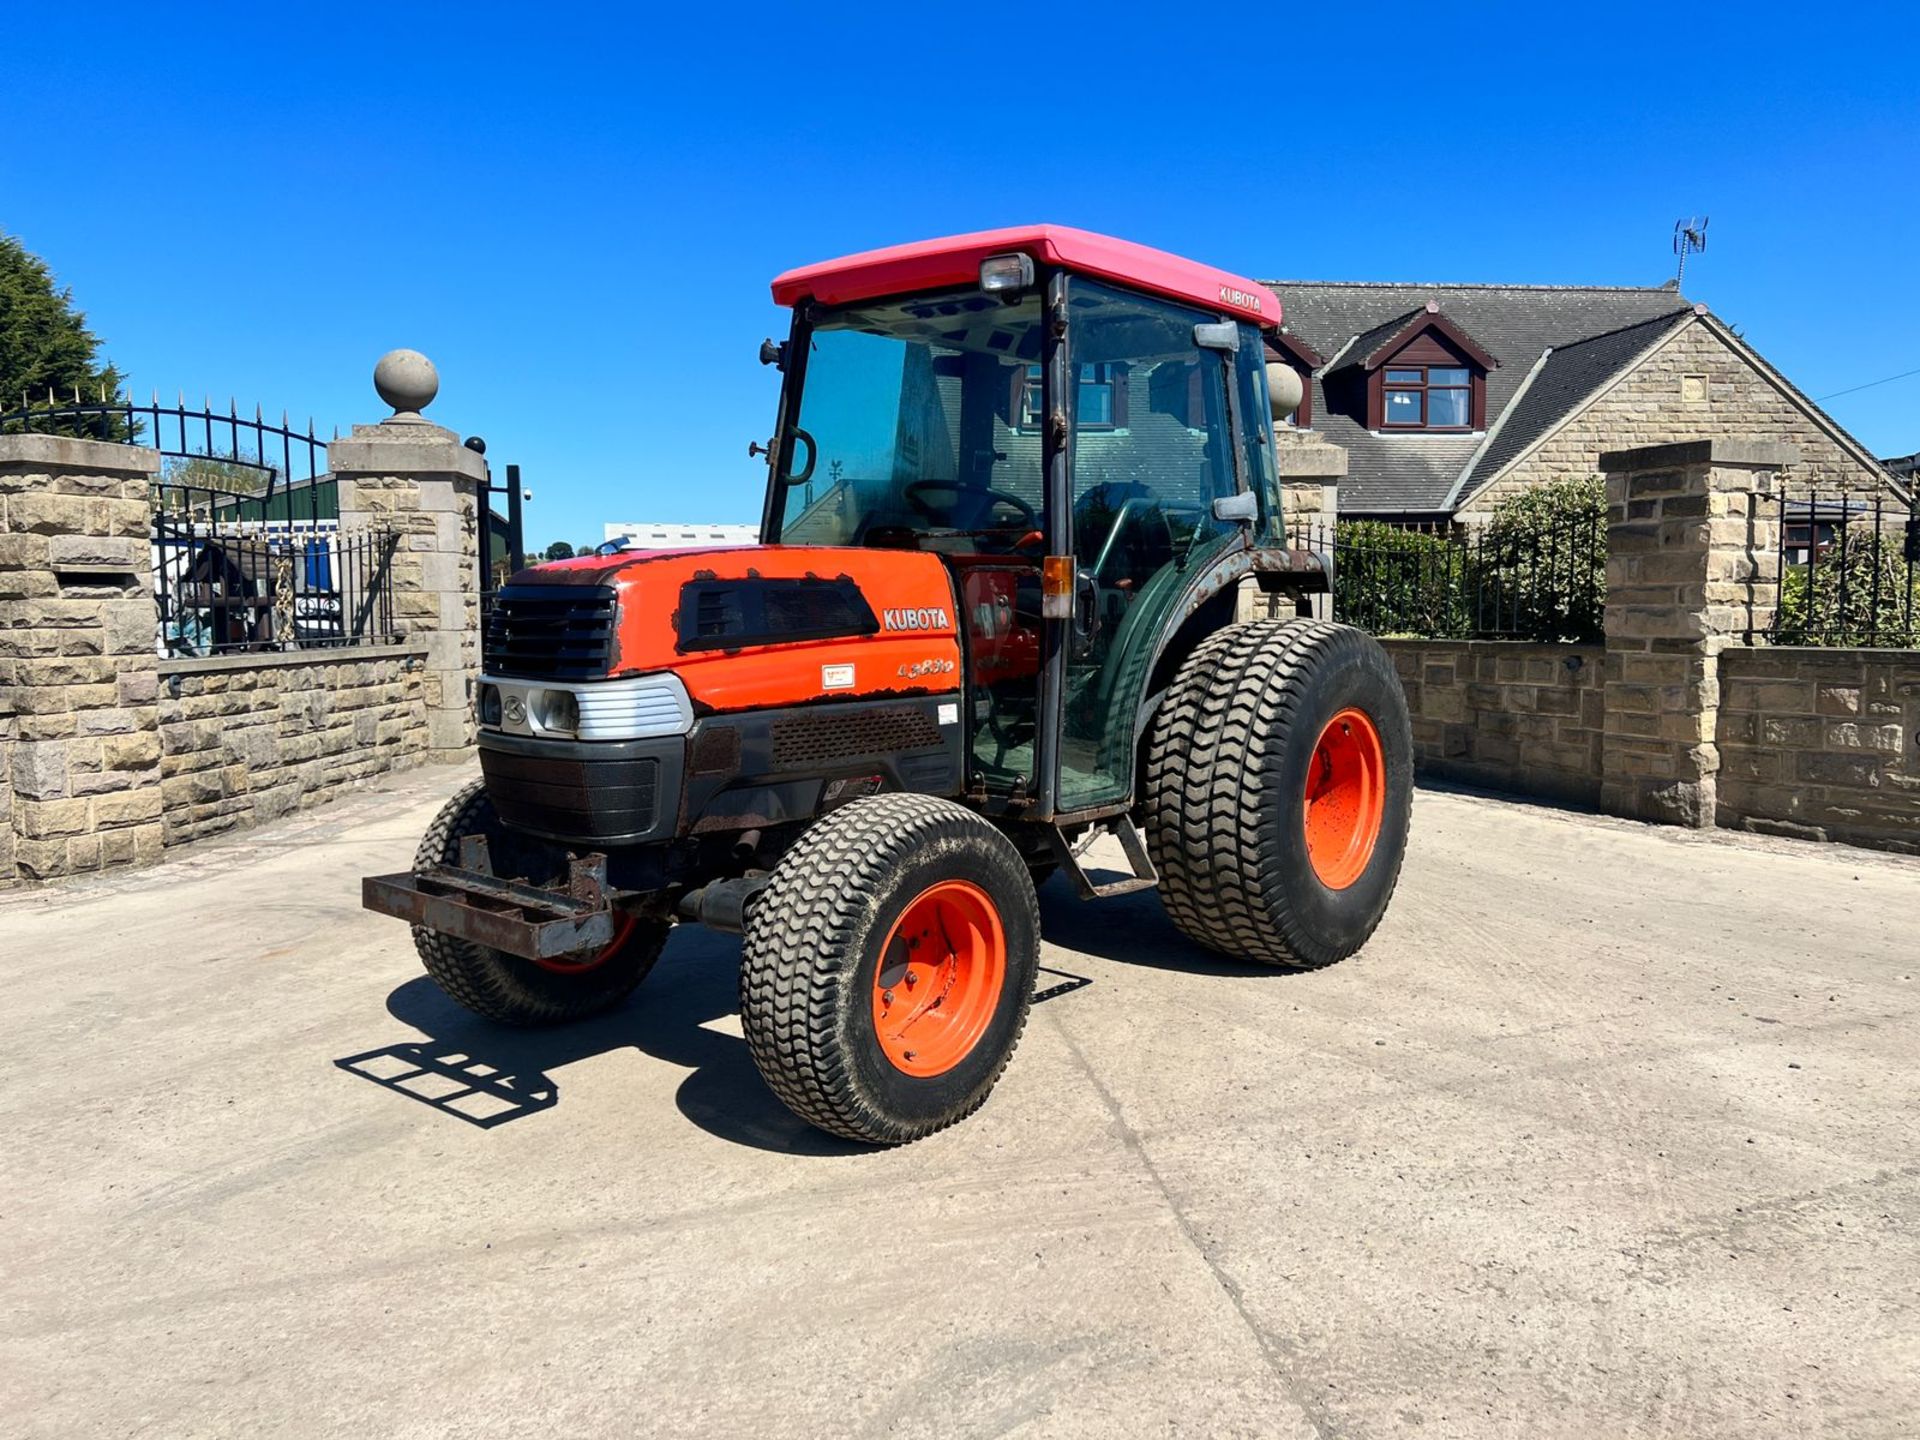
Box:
left=677, top=873, right=772, bottom=934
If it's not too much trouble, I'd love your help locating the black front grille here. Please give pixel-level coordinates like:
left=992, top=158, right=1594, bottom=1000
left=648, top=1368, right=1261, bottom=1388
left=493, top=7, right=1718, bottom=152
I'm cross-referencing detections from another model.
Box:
left=479, top=746, right=662, bottom=844
left=484, top=586, right=616, bottom=680
left=772, top=706, right=943, bottom=768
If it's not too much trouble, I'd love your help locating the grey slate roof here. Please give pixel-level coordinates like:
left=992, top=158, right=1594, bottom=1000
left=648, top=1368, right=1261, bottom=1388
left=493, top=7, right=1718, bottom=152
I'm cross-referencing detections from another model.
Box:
left=1336, top=310, right=1427, bottom=372
left=1264, top=280, right=1696, bottom=514
left=1452, top=309, right=1694, bottom=505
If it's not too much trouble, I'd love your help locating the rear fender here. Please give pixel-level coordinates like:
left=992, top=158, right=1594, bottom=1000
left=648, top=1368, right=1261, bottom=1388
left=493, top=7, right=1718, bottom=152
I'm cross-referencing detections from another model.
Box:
left=1119, top=544, right=1259, bottom=803
left=1119, top=542, right=1330, bottom=805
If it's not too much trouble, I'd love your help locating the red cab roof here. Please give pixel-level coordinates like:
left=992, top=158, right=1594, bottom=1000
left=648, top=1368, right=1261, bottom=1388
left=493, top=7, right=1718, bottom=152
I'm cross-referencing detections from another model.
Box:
left=771, top=225, right=1282, bottom=329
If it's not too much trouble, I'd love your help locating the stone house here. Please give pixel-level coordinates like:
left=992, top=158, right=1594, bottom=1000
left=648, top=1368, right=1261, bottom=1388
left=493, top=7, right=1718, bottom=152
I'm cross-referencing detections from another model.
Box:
left=1259, top=279, right=1896, bottom=524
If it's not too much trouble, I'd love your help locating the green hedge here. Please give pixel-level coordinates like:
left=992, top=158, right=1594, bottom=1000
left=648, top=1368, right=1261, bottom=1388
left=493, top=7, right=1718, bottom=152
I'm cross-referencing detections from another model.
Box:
left=1333, top=478, right=1607, bottom=642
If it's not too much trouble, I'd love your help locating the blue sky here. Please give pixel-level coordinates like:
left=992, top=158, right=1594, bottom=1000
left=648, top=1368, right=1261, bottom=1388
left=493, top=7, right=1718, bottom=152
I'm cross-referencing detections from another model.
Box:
left=3, top=2, right=1913, bottom=549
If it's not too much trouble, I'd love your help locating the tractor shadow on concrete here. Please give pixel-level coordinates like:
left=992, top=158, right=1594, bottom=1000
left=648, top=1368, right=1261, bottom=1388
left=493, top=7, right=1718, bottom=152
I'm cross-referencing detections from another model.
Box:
left=333, top=878, right=1218, bottom=1154
left=1034, top=872, right=1285, bottom=978
left=334, top=925, right=867, bottom=1157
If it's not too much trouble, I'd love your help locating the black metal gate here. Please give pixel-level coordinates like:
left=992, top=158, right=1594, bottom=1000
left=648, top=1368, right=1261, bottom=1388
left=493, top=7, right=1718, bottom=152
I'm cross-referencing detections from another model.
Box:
left=478, top=456, right=527, bottom=608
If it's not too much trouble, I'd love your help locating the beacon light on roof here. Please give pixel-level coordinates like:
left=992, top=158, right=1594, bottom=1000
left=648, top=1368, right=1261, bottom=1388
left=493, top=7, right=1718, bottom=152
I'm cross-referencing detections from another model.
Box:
left=979, top=253, right=1035, bottom=294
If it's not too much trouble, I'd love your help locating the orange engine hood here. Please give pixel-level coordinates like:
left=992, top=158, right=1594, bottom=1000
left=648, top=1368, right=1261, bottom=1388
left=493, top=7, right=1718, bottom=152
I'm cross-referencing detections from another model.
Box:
left=507, top=545, right=963, bottom=714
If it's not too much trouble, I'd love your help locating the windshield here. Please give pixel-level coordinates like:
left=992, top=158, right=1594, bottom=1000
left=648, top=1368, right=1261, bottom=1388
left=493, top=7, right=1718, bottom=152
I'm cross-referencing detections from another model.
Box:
left=775, top=293, right=1048, bottom=549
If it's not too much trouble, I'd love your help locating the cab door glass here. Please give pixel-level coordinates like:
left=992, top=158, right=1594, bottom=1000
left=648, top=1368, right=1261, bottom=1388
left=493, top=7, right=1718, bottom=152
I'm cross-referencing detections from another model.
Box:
left=1233, top=325, right=1282, bottom=542
left=1057, top=279, right=1238, bottom=812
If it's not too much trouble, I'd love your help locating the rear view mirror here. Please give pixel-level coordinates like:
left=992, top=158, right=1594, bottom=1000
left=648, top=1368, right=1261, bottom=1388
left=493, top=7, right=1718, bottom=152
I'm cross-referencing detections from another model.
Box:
left=1212, top=492, right=1258, bottom=524
left=1266, top=363, right=1304, bottom=422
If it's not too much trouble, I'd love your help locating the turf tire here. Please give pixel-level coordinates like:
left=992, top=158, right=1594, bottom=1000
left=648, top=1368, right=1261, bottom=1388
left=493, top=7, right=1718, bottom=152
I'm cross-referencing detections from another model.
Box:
left=1144, top=619, right=1412, bottom=969
left=740, top=794, right=1039, bottom=1145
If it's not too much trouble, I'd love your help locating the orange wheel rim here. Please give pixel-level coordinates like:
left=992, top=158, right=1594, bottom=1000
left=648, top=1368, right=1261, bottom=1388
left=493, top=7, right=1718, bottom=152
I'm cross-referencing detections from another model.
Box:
left=871, top=880, right=1007, bottom=1078
left=531, top=912, right=638, bottom=974
left=1303, top=707, right=1386, bottom=890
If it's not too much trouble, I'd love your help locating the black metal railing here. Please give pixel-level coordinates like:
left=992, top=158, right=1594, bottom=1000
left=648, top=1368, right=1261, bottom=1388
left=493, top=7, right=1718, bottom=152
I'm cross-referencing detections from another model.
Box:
left=3, top=390, right=329, bottom=512
left=1769, top=486, right=1920, bottom=647
left=154, top=517, right=398, bottom=657
left=2, top=391, right=406, bottom=655
left=1292, top=514, right=1608, bottom=643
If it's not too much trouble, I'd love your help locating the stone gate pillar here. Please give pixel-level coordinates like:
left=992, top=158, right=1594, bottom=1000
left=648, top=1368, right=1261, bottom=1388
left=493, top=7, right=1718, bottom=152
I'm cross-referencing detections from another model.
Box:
left=0, top=433, right=166, bottom=883
left=1241, top=436, right=1346, bottom=621
left=329, top=352, right=487, bottom=762
left=1598, top=440, right=1792, bottom=826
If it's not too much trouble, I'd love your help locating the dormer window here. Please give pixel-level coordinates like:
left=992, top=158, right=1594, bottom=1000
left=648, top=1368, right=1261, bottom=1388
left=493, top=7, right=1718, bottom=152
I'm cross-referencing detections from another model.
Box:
left=1332, top=304, right=1496, bottom=433
left=1384, top=365, right=1472, bottom=429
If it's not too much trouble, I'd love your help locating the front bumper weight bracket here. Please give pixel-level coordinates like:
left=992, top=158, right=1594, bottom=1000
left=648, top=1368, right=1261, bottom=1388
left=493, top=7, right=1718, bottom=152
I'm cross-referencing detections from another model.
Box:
left=362, top=848, right=617, bottom=961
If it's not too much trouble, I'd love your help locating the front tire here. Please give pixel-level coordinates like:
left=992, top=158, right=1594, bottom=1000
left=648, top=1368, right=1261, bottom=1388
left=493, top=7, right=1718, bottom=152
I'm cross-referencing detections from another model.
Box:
left=411, top=780, right=668, bottom=1026
left=1144, top=620, right=1412, bottom=969
left=740, top=795, right=1040, bottom=1145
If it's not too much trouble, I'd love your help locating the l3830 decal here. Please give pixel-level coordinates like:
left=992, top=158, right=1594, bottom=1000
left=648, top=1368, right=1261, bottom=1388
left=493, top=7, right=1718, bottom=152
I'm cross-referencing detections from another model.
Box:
left=897, top=657, right=956, bottom=679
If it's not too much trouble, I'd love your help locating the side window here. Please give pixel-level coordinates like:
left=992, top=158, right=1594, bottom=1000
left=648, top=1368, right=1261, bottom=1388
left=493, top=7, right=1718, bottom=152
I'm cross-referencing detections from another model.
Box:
left=1066, top=280, right=1233, bottom=589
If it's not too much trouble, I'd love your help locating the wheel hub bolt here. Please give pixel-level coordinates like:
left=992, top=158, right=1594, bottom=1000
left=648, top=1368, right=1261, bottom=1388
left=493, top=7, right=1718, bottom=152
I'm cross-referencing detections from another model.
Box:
left=882, top=988, right=895, bottom=1005
left=904, top=971, right=916, bottom=988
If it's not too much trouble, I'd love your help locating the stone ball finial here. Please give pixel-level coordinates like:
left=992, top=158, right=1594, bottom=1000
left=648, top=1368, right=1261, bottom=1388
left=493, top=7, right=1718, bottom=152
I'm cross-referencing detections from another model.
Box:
left=1266, top=362, right=1304, bottom=421
left=374, top=349, right=439, bottom=417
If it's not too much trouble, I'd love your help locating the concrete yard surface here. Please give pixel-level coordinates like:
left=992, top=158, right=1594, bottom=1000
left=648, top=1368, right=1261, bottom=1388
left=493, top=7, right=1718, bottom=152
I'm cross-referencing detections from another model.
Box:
left=2, top=765, right=1917, bottom=1438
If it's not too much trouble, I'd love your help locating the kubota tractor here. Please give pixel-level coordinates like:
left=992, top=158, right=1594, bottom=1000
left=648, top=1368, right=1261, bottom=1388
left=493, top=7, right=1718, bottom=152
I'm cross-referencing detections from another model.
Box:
left=364, top=226, right=1412, bottom=1145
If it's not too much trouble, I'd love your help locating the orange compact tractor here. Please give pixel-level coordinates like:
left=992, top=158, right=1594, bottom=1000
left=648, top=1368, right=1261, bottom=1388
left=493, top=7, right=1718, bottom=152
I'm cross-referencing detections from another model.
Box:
left=364, top=226, right=1412, bottom=1144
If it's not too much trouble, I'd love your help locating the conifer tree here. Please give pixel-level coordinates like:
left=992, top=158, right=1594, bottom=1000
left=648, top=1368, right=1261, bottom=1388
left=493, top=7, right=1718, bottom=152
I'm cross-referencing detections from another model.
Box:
left=0, top=231, right=136, bottom=440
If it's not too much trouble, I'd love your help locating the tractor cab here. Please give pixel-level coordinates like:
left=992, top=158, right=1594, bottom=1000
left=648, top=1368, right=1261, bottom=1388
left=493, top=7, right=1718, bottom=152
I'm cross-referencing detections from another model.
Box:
left=760, top=225, right=1303, bottom=820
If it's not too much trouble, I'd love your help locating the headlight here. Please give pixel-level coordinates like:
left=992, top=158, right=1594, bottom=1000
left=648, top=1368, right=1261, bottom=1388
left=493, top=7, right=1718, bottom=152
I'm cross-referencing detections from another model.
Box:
left=481, top=673, right=694, bottom=742
left=534, top=688, right=580, bottom=736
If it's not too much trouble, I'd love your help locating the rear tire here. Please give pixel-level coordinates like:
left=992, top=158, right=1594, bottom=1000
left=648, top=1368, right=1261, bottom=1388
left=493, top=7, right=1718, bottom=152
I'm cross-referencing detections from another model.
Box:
left=740, top=795, right=1039, bottom=1145
left=410, top=779, right=667, bottom=1026
left=1144, top=620, right=1412, bottom=969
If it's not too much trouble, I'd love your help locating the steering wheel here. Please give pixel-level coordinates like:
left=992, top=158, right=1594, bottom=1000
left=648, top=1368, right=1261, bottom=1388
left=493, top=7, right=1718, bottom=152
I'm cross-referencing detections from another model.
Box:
left=903, top=479, right=1037, bottom=531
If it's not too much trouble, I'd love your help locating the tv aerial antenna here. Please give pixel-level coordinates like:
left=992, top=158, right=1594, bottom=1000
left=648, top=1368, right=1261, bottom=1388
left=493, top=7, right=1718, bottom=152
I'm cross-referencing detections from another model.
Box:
left=1673, top=216, right=1709, bottom=289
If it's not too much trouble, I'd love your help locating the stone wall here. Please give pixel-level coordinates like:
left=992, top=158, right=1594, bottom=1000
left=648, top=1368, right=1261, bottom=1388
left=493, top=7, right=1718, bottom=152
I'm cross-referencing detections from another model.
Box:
left=1716, top=647, right=1920, bottom=854
left=2, top=359, right=484, bottom=887
left=1, top=436, right=167, bottom=881
left=156, top=645, right=429, bottom=846
left=1381, top=639, right=1607, bottom=805
left=1457, top=317, right=1887, bottom=519
left=1361, top=442, right=1917, bottom=859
